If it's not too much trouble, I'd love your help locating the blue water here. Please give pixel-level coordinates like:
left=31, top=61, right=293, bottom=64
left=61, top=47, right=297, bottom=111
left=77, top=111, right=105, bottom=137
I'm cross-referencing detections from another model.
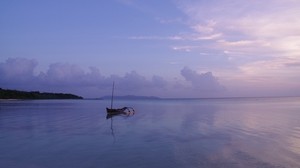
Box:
left=0, top=97, right=300, bottom=168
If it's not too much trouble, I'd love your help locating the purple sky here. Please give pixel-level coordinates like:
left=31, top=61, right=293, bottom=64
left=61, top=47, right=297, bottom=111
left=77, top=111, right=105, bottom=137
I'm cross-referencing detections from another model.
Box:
left=1, top=0, right=300, bottom=98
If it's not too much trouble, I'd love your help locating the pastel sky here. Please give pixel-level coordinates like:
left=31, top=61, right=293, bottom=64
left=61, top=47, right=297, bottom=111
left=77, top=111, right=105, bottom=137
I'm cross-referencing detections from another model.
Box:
left=1, top=0, right=300, bottom=98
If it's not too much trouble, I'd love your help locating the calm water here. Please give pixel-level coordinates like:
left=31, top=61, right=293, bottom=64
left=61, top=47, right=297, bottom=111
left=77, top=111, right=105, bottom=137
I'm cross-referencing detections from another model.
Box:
left=0, top=97, right=300, bottom=168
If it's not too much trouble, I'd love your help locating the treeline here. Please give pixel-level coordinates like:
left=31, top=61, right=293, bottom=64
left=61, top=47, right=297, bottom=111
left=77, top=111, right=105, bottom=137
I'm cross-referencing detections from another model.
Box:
left=0, top=88, right=83, bottom=99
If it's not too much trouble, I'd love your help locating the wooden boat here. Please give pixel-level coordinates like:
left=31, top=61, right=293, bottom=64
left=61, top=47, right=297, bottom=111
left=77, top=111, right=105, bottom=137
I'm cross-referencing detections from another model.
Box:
left=106, top=108, right=133, bottom=119
left=106, top=82, right=135, bottom=115
left=106, top=108, right=125, bottom=113
left=106, top=107, right=134, bottom=113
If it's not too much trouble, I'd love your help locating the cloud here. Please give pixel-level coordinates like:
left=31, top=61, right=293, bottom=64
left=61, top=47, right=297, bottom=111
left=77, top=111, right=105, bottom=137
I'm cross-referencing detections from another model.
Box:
left=108, top=71, right=167, bottom=93
left=38, top=63, right=170, bottom=97
left=239, top=57, right=300, bottom=80
left=191, top=20, right=217, bottom=34
left=129, top=35, right=192, bottom=41
left=285, top=62, right=300, bottom=67
left=172, top=45, right=198, bottom=52
left=126, top=0, right=300, bottom=70
left=0, top=58, right=37, bottom=85
left=1, top=58, right=299, bottom=97
left=171, top=0, right=300, bottom=93
left=0, top=58, right=170, bottom=97
left=0, top=58, right=227, bottom=98
left=39, top=63, right=86, bottom=86
left=180, top=67, right=225, bottom=92
left=181, top=0, right=300, bottom=55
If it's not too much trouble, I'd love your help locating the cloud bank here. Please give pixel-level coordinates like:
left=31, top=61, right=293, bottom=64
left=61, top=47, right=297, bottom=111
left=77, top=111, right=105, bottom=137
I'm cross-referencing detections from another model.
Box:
left=0, top=58, right=224, bottom=98
left=181, top=67, right=224, bottom=92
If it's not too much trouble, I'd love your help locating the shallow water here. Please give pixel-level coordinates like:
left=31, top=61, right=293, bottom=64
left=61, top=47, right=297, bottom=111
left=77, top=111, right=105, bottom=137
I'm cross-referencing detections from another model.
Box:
left=0, top=97, right=300, bottom=168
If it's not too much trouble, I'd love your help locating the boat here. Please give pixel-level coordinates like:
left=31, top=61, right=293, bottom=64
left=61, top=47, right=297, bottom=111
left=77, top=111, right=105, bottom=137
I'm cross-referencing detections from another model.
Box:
left=106, top=82, right=135, bottom=115
left=106, top=107, right=134, bottom=119
left=106, top=107, right=134, bottom=113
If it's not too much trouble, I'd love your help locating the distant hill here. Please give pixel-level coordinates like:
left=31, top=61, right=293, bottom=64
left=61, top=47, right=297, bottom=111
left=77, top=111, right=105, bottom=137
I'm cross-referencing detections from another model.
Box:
left=0, top=88, right=83, bottom=100
left=100, top=95, right=161, bottom=100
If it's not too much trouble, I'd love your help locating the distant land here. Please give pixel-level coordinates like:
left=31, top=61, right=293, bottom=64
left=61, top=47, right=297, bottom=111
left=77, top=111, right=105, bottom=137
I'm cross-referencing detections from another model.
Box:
left=100, top=95, right=161, bottom=100
left=0, top=88, right=83, bottom=100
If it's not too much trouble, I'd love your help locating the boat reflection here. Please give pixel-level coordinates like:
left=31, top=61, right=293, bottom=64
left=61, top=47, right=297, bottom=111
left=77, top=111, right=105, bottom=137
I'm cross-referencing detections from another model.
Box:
left=106, top=110, right=135, bottom=142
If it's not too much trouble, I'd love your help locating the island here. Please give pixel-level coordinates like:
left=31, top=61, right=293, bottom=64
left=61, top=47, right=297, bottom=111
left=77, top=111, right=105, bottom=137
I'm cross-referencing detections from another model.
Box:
left=0, top=88, right=83, bottom=99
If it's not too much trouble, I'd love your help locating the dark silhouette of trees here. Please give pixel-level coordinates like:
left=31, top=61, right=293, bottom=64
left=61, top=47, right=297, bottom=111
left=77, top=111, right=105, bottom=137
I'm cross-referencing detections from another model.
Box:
left=0, top=88, right=83, bottom=99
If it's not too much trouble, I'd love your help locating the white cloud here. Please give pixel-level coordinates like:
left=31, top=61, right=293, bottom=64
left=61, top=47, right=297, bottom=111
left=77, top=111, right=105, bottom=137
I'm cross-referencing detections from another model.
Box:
left=0, top=58, right=168, bottom=97
left=175, top=0, right=300, bottom=57
left=239, top=58, right=300, bottom=79
left=0, top=58, right=228, bottom=98
left=172, top=45, right=198, bottom=52
left=0, top=58, right=37, bottom=84
left=1, top=58, right=299, bottom=97
left=180, top=66, right=224, bottom=92
left=191, top=20, right=216, bottom=34
left=129, top=35, right=191, bottom=41
left=173, top=0, right=300, bottom=94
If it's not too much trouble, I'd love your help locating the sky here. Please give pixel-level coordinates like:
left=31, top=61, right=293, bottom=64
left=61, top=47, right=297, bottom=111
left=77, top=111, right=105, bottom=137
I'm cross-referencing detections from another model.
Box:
left=1, top=0, right=300, bottom=98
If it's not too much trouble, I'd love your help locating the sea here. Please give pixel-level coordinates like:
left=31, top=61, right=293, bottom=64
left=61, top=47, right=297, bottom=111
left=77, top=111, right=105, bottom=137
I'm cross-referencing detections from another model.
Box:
left=0, top=97, right=300, bottom=168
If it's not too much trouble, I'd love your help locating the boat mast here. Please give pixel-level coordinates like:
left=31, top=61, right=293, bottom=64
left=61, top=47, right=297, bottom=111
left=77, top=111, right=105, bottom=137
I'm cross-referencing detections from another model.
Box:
left=110, top=81, right=115, bottom=109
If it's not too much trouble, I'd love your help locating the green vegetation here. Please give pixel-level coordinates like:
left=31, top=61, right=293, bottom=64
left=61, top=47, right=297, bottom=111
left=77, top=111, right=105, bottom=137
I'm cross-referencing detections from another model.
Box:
left=0, top=88, right=83, bottom=99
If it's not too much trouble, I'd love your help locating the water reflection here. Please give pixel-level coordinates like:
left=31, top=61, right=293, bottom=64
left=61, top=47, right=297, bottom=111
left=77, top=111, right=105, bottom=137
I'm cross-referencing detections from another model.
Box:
left=184, top=99, right=300, bottom=167
left=289, top=126, right=300, bottom=155
left=106, top=110, right=135, bottom=143
left=0, top=98, right=299, bottom=168
left=133, top=98, right=300, bottom=167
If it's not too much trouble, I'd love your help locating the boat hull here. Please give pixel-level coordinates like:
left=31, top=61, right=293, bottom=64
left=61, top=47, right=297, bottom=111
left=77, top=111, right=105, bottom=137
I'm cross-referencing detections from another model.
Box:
left=106, top=108, right=126, bottom=113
